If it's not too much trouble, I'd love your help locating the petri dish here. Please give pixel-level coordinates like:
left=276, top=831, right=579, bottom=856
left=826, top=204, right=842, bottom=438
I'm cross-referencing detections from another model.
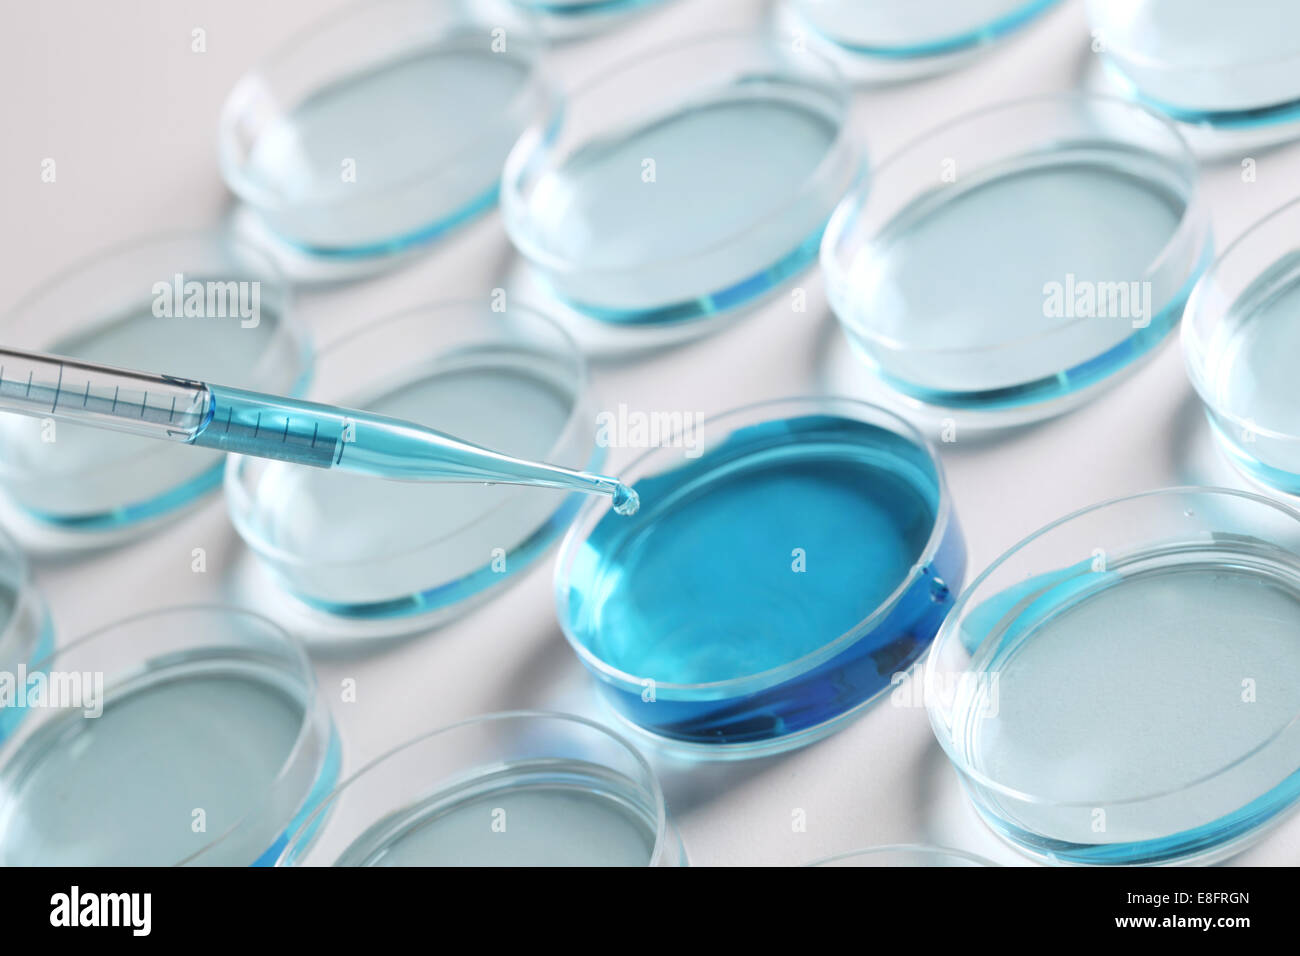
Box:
left=501, top=0, right=668, bottom=40
left=0, top=232, right=308, bottom=550
left=1087, top=0, right=1300, bottom=129
left=277, top=711, right=686, bottom=866
left=227, top=300, right=600, bottom=639
left=926, top=487, right=1300, bottom=866
left=777, top=0, right=1062, bottom=82
left=809, top=844, right=997, bottom=867
left=501, top=32, right=860, bottom=331
left=821, top=94, right=1211, bottom=427
left=0, top=606, right=339, bottom=866
left=555, top=396, right=965, bottom=758
left=1183, top=197, right=1300, bottom=496
left=219, top=0, right=557, bottom=258
left=0, top=527, right=53, bottom=742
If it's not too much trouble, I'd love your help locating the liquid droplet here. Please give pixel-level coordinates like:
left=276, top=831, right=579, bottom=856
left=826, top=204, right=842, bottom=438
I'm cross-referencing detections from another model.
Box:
left=611, top=482, right=640, bottom=516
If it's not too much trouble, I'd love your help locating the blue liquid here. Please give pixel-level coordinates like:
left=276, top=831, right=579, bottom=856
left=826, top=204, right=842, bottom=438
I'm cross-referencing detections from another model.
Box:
left=1199, top=253, right=1300, bottom=493
left=563, top=414, right=963, bottom=750
left=0, top=302, right=302, bottom=529
left=519, top=87, right=843, bottom=323
left=1092, top=0, right=1300, bottom=123
left=241, top=43, right=532, bottom=255
left=793, top=0, right=1060, bottom=57
left=0, top=665, right=334, bottom=866
left=840, top=150, right=1203, bottom=409
left=331, top=764, right=658, bottom=867
left=953, top=553, right=1300, bottom=864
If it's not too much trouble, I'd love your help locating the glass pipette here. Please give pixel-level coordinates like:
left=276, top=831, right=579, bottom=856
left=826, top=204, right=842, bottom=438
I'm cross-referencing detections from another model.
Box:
left=0, top=346, right=639, bottom=515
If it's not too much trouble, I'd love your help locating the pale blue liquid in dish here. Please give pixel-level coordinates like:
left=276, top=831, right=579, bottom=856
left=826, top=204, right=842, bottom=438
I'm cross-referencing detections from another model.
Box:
left=1091, top=0, right=1300, bottom=122
left=516, top=0, right=663, bottom=20
left=242, top=45, right=529, bottom=253
left=0, top=666, right=321, bottom=866
left=1200, top=254, right=1300, bottom=492
left=953, top=553, right=1300, bottom=864
left=563, top=414, right=962, bottom=749
left=0, top=583, right=17, bottom=660
left=794, top=0, right=1059, bottom=56
left=0, top=304, right=296, bottom=527
left=517, top=0, right=661, bottom=15
left=521, top=86, right=841, bottom=321
left=0, top=582, right=27, bottom=739
left=0, top=577, right=51, bottom=741
left=239, top=349, right=595, bottom=615
left=332, top=764, right=657, bottom=866
left=843, top=150, right=1195, bottom=407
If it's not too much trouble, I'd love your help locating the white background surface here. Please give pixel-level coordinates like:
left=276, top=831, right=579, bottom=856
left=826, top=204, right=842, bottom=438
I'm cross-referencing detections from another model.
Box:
left=4, top=0, right=1300, bottom=866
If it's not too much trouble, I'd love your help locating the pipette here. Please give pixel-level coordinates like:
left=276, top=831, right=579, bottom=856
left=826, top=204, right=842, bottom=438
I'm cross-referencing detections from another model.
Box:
left=0, top=346, right=639, bottom=515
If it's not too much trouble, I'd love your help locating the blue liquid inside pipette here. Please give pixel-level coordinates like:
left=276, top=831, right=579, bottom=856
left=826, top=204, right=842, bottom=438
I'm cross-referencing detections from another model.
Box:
left=191, top=385, right=640, bottom=515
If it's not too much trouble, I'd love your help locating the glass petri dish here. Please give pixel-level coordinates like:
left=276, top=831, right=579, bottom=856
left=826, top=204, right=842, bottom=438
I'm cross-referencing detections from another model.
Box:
left=0, top=527, right=53, bottom=742
left=1183, top=197, right=1300, bottom=496
left=1087, top=0, right=1300, bottom=129
left=926, top=487, right=1300, bottom=866
left=501, top=32, right=860, bottom=330
left=0, top=605, right=339, bottom=866
left=809, top=844, right=997, bottom=867
left=822, top=94, right=1211, bottom=427
left=777, top=0, right=1062, bottom=82
left=277, top=711, right=686, bottom=866
left=219, top=0, right=557, bottom=258
left=227, top=301, right=600, bottom=639
left=0, top=232, right=308, bottom=550
left=501, top=0, right=668, bottom=40
left=555, top=396, right=964, bottom=759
